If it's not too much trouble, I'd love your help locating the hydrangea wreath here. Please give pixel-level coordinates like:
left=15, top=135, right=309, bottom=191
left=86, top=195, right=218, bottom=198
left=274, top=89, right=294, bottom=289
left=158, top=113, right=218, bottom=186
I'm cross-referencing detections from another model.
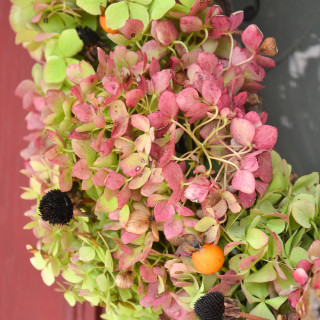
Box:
left=11, top=0, right=320, bottom=319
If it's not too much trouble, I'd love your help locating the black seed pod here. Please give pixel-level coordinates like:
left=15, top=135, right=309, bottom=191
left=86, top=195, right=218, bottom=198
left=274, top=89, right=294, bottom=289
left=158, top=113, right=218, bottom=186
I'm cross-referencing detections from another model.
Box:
left=39, top=189, right=73, bottom=225
left=194, top=291, right=225, bottom=320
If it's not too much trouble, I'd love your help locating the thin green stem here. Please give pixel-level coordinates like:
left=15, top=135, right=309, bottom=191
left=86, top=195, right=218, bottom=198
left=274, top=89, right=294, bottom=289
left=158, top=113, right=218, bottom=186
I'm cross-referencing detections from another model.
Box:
left=194, top=28, right=209, bottom=49
left=223, top=33, right=234, bottom=71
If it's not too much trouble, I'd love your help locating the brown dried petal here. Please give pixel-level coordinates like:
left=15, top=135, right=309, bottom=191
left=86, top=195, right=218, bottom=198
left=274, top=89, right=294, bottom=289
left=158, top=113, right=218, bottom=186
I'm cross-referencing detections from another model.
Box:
left=125, top=209, right=150, bottom=234
left=259, top=37, right=278, bottom=56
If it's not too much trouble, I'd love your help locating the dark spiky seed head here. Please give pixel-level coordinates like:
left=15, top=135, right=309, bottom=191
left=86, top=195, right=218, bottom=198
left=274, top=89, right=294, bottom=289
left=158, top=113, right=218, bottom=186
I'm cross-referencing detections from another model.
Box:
left=39, top=189, right=73, bottom=226
left=194, top=292, right=225, bottom=320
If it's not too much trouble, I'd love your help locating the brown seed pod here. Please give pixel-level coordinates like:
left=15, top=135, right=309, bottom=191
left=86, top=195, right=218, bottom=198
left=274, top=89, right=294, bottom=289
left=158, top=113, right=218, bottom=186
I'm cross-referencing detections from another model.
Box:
left=115, top=271, right=134, bottom=289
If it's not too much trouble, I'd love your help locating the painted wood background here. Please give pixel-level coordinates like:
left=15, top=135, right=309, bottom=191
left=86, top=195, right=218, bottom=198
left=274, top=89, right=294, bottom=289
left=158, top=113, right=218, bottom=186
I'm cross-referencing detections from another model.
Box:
left=0, top=1, right=97, bottom=319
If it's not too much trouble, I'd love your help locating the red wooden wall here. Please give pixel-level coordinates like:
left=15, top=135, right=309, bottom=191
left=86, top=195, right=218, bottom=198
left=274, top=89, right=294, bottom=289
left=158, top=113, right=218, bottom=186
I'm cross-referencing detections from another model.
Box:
left=0, top=2, right=97, bottom=319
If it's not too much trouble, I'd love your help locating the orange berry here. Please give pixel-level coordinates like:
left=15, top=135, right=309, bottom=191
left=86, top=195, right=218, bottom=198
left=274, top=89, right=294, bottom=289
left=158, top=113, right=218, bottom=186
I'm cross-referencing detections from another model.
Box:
left=192, top=243, right=224, bottom=274
left=99, top=15, right=119, bottom=34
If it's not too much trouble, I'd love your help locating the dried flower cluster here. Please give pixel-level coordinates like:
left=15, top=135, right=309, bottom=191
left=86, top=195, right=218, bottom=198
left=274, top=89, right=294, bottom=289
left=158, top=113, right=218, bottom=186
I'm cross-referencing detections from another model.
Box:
left=11, top=0, right=320, bottom=319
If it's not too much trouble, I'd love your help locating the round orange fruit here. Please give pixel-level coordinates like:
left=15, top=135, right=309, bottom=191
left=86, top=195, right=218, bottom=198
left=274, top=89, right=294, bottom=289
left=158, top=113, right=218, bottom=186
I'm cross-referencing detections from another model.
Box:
left=192, top=243, right=224, bottom=274
left=99, top=15, right=119, bottom=34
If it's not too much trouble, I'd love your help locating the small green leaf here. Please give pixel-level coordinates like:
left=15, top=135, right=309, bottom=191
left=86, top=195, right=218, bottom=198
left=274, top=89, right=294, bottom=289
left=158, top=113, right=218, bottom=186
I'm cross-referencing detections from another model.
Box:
left=44, top=56, right=66, bottom=83
left=64, top=291, right=77, bottom=307
left=62, top=269, right=83, bottom=283
left=266, top=219, right=285, bottom=234
left=243, top=282, right=269, bottom=299
left=149, top=0, right=175, bottom=20
left=227, top=224, right=246, bottom=241
left=291, top=199, right=315, bottom=228
left=96, top=273, right=109, bottom=292
left=292, top=172, right=319, bottom=195
left=76, top=0, right=107, bottom=15
left=79, top=246, right=96, bottom=262
left=128, top=2, right=149, bottom=29
left=194, top=217, right=216, bottom=232
left=245, top=263, right=277, bottom=283
left=266, top=296, right=287, bottom=310
left=105, top=1, right=129, bottom=30
left=289, top=247, right=309, bottom=268
left=119, top=204, right=130, bottom=227
left=246, top=228, right=269, bottom=249
left=250, top=302, right=275, bottom=320
left=58, top=29, right=83, bottom=58
left=30, top=252, right=46, bottom=270
left=105, top=250, right=114, bottom=272
left=96, top=195, right=118, bottom=213
left=241, top=282, right=260, bottom=304
left=41, top=263, right=55, bottom=286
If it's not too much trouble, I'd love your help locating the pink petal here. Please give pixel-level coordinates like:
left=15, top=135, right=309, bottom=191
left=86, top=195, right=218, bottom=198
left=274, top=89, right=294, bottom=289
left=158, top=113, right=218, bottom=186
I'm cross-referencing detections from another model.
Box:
left=120, top=19, right=144, bottom=40
left=254, top=151, right=273, bottom=183
left=256, top=55, right=276, bottom=68
left=175, top=205, right=194, bottom=217
left=241, top=155, right=259, bottom=172
left=152, top=70, right=171, bottom=95
left=184, top=182, right=210, bottom=203
left=154, top=201, right=175, bottom=222
left=197, top=52, right=219, bottom=75
left=254, top=125, right=278, bottom=150
left=292, top=268, right=309, bottom=286
left=126, top=89, right=144, bottom=108
left=121, top=230, right=140, bottom=244
left=255, top=180, right=269, bottom=197
left=72, top=159, right=91, bottom=180
left=117, top=185, right=131, bottom=209
left=288, top=290, right=301, bottom=309
left=131, top=114, right=150, bottom=132
left=176, top=87, right=200, bottom=112
left=119, top=153, right=146, bottom=177
left=163, top=216, right=184, bottom=239
left=230, top=118, right=255, bottom=145
left=202, top=80, right=221, bottom=105
left=242, top=24, right=263, bottom=53
left=105, top=171, right=126, bottom=191
left=109, top=100, right=129, bottom=138
left=140, top=265, right=157, bottom=283
left=149, top=58, right=160, bottom=77
left=238, top=190, right=256, bottom=209
left=296, top=259, right=312, bottom=273
left=72, top=103, right=95, bottom=123
left=163, top=162, right=184, bottom=191
left=140, top=282, right=159, bottom=307
left=158, top=91, right=179, bottom=119
left=232, top=170, right=256, bottom=194
left=141, top=40, right=168, bottom=61
left=100, top=138, right=115, bottom=156
left=92, top=170, right=108, bottom=187
left=229, top=11, right=244, bottom=30
left=180, top=16, right=204, bottom=33
left=211, top=15, right=230, bottom=34
left=244, top=111, right=262, bottom=128
left=154, top=20, right=179, bottom=46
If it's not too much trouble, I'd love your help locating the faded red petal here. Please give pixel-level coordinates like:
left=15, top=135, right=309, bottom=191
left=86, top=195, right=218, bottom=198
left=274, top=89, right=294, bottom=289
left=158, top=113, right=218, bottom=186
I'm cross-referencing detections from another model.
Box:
left=254, top=151, right=273, bottom=183
left=140, top=265, right=157, bottom=283
left=244, top=111, right=262, bottom=128
left=131, top=114, right=150, bottom=132
left=238, top=190, right=256, bottom=209
left=230, top=118, right=255, bottom=145
left=296, top=259, right=312, bottom=273
left=120, top=19, right=144, bottom=40
left=72, top=103, right=95, bottom=123
left=105, top=171, right=126, bottom=191
left=158, top=91, right=179, bottom=119
left=126, top=89, right=144, bottom=108
left=163, top=162, right=184, bottom=191
left=241, top=24, right=263, bottom=53
left=154, top=201, right=175, bottom=222
left=152, top=70, right=172, bottom=95
left=72, top=159, right=91, bottom=180
left=152, top=20, right=179, bottom=46
left=180, top=16, right=203, bottom=33
left=202, top=80, right=221, bottom=105
left=232, top=170, right=256, bottom=194
left=293, top=268, right=309, bottom=286
left=163, top=216, right=183, bottom=239
left=254, top=125, right=278, bottom=150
